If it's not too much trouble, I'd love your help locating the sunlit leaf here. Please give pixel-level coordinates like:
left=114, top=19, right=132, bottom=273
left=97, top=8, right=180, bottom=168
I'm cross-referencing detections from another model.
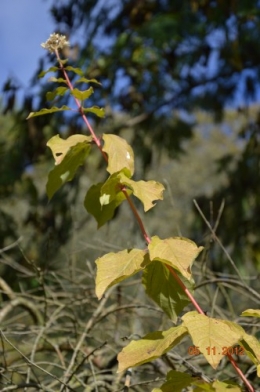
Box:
left=82, top=106, right=105, bottom=118
left=47, top=134, right=92, bottom=165
left=26, top=106, right=71, bottom=119
left=143, top=261, right=193, bottom=322
left=102, top=134, right=134, bottom=177
left=70, top=87, right=94, bottom=101
left=48, top=77, right=67, bottom=84
left=241, top=309, right=260, bottom=318
left=46, top=142, right=91, bottom=199
left=38, top=66, right=59, bottom=78
left=119, top=172, right=164, bottom=211
left=75, top=77, right=102, bottom=85
left=95, top=249, right=150, bottom=299
left=240, top=333, right=260, bottom=365
left=65, top=65, right=84, bottom=76
left=46, top=86, right=68, bottom=101
left=148, top=236, right=203, bottom=280
left=117, top=325, right=187, bottom=373
left=182, top=311, right=244, bottom=369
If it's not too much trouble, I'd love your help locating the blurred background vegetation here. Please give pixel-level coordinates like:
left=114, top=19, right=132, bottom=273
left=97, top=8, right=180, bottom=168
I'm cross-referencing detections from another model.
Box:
left=1, top=1, right=260, bottom=390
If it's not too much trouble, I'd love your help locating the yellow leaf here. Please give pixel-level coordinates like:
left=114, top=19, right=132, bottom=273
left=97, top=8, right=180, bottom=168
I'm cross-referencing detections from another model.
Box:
left=95, top=249, right=149, bottom=299
left=47, top=134, right=92, bottom=165
left=241, top=309, right=260, bottom=318
left=182, top=311, right=244, bottom=369
left=119, top=173, right=165, bottom=212
left=148, top=236, right=203, bottom=280
left=102, top=134, right=134, bottom=176
left=117, top=325, right=187, bottom=373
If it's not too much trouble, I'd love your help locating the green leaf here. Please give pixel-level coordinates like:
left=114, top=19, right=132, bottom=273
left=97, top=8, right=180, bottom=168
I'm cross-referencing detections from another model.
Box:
left=46, top=142, right=91, bottom=199
left=64, top=66, right=84, bottom=76
left=148, top=236, right=203, bottom=280
left=152, top=370, right=195, bottom=392
left=84, top=182, right=128, bottom=228
left=95, top=249, right=150, bottom=299
left=100, top=172, right=125, bottom=206
left=59, top=59, right=68, bottom=65
left=46, top=86, right=68, bottom=101
left=182, top=311, right=244, bottom=369
left=70, top=87, right=94, bottom=101
left=117, top=325, right=187, bottom=373
left=241, top=309, right=260, bottom=318
left=38, top=66, right=59, bottom=78
left=47, top=134, right=92, bottom=165
left=48, top=77, right=68, bottom=84
left=143, top=261, right=193, bottom=322
left=119, top=172, right=164, bottom=212
left=102, top=134, right=135, bottom=177
left=75, top=77, right=102, bottom=85
left=26, top=106, right=71, bottom=119
left=82, top=106, right=105, bottom=118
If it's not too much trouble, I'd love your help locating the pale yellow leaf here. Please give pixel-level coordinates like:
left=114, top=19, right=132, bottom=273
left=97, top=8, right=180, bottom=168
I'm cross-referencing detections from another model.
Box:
left=117, top=325, right=187, bottom=373
left=119, top=172, right=165, bottom=211
left=148, top=236, right=203, bottom=280
left=241, top=309, right=260, bottom=318
left=95, top=249, right=149, bottom=299
left=47, top=134, right=92, bottom=165
left=102, top=134, right=134, bottom=176
left=182, top=311, right=244, bottom=369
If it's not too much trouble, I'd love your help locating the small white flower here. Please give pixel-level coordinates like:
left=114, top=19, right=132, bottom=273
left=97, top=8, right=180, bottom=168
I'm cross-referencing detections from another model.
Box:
left=41, top=33, right=70, bottom=53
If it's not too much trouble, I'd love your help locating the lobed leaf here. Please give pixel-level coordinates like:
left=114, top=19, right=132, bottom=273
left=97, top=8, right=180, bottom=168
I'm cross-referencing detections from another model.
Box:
left=102, top=134, right=134, bottom=177
left=26, top=106, right=71, bottom=119
left=117, top=325, right=187, bottom=373
left=82, top=106, right=106, bottom=118
left=95, top=249, right=150, bottom=299
left=70, top=87, right=94, bottom=101
left=182, top=311, right=244, bottom=369
left=119, top=172, right=164, bottom=212
left=46, top=142, right=91, bottom=199
left=47, top=134, right=92, bottom=165
left=143, top=261, right=193, bottom=322
left=148, top=236, right=203, bottom=280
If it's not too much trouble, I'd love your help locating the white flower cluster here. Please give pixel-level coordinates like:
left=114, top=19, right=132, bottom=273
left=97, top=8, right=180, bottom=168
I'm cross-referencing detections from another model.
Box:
left=41, top=33, right=69, bottom=53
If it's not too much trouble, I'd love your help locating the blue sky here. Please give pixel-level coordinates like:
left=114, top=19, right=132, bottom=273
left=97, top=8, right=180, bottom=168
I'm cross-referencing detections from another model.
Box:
left=0, top=0, right=55, bottom=95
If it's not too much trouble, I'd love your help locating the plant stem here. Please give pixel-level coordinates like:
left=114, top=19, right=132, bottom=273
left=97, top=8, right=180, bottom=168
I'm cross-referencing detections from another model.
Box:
left=55, top=50, right=108, bottom=162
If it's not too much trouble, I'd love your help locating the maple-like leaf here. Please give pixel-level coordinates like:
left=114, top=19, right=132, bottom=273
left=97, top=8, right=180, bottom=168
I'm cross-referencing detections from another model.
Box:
left=182, top=311, right=244, bottom=369
left=148, top=236, right=203, bottom=280
left=119, top=172, right=164, bottom=212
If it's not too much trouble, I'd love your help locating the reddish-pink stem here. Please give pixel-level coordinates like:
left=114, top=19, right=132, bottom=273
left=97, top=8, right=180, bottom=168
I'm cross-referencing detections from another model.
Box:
left=166, top=266, right=205, bottom=314
left=55, top=50, right=108, bottom=162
